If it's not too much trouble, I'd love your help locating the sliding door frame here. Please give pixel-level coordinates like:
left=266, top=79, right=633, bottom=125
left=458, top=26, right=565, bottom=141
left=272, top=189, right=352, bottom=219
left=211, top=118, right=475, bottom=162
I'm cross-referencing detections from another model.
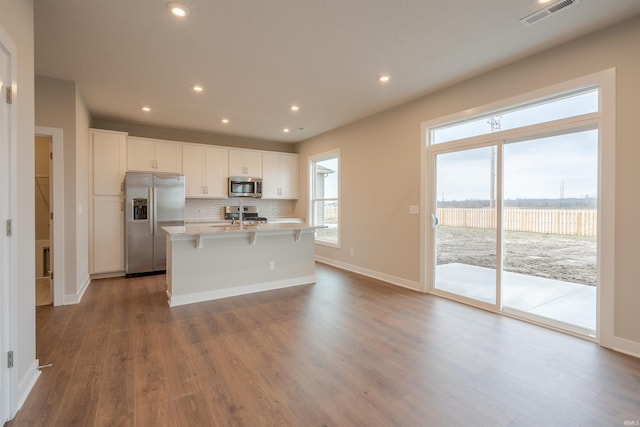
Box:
left=420, top=69, right=615, bottom=346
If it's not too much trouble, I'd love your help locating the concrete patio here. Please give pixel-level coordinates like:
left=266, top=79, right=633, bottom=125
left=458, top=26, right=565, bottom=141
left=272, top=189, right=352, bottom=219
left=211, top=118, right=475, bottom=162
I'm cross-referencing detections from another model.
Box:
left=435, top=263, right=596, bottom=332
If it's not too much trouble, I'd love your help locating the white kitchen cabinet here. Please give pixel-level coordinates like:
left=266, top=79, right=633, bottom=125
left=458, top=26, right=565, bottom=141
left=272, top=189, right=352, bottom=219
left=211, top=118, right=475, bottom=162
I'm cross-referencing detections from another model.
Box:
left=128, top=136, right=183, bottom=173
left=92, top=130, right=127, bottom=195
left=183, top=145, right=229, bottom=198
left=228, top=149, right=262, bottom=177
left=93, top=196, right=124, bottom=273
left=90, top=129, right=127, bottom=274
left=262, top=152, right=298, bottom=199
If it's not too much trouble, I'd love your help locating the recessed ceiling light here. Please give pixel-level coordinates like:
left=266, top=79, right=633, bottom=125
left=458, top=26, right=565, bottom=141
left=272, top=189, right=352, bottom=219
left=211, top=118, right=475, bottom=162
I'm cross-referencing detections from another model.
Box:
left=142, top=106, right=151, bottom=112
left=379, top=74, right=391, bottom=83
left=290, top=104, right=299, bottom=112
left=167, top=2, right=189, bottom=17
left=193, top=85, right=204, bottom=92
left=283, top=128, right=290, bottom=133
left=221, top=118, right=229, bottom=124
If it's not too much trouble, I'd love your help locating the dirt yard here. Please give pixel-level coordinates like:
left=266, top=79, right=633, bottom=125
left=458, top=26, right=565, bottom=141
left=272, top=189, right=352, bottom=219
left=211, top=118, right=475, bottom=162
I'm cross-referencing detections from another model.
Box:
left=436, top=226, right=597, bottom=286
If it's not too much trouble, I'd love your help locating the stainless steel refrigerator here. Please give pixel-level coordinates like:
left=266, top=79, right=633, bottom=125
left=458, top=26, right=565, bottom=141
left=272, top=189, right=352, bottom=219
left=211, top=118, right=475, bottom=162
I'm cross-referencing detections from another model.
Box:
left=125, top=172, right=185, bottom=276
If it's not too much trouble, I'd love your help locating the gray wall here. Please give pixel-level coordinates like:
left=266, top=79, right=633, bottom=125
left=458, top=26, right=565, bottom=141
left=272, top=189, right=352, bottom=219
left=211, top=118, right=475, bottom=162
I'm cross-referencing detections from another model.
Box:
left=93, top=118, right=295, bottom=153
left=35, top=75, right=91, bottom=297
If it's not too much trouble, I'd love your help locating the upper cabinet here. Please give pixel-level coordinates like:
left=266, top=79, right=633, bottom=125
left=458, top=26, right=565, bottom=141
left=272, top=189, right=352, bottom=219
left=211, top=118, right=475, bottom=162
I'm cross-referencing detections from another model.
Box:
left=183, top=145, right=229, bottom=198
left=262, top=152, right=298, bottom=199
left=128, top=137, right=183, bottom=173
left=228, top=149, right=262, bottom=177
left=92, top=129, right=127, bottom=195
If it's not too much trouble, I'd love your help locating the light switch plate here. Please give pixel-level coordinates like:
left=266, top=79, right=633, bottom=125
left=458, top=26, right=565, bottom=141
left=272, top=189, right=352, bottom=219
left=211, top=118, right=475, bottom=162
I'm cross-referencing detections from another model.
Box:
left=409, top=205, right=419, bottom=214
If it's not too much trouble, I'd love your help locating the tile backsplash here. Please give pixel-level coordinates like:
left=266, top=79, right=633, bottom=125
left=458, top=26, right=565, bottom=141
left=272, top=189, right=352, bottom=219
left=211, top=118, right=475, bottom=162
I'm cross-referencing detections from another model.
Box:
left=185, top=198, right=296, bottom=222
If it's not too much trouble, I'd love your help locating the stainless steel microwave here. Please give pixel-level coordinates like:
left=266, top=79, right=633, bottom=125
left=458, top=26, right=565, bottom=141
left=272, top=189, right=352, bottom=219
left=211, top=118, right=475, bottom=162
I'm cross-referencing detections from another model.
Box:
left=228, top=176, right=262, bottom=198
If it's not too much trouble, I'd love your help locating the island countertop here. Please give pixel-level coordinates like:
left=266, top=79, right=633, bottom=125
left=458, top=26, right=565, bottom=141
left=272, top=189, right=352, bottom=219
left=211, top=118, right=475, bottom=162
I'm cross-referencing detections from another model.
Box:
left=164, top=222, right=317, bottom=236
left=163, top=223, right=320, bottom=248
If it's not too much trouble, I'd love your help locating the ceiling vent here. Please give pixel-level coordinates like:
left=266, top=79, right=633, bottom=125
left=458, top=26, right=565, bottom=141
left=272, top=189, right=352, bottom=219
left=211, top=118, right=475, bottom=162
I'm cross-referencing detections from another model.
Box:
left=520, top=0, right=581, bottom=26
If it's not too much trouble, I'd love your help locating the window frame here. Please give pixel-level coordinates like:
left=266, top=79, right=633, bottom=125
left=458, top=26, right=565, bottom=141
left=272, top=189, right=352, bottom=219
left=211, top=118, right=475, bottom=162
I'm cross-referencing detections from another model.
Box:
left=309, top=149, right=340, bottom=248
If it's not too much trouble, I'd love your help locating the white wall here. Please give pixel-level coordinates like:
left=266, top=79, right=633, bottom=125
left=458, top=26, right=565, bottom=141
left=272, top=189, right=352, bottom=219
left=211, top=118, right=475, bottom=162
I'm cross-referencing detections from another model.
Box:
left=0, top=0, right=38, bottom=415
left=295, top=16, right=640, bottom=346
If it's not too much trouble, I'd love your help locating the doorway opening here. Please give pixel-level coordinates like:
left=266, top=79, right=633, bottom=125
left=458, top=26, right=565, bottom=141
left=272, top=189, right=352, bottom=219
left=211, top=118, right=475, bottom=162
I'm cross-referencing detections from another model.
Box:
left=34, top=136, right=52, bottom=306
left=35, top=126, right=64, bottom=307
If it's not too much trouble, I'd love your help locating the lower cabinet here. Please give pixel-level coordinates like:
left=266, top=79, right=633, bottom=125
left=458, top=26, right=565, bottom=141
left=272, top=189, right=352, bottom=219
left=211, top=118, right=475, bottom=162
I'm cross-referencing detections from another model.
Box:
left=92, top=195, right=124, bottom=273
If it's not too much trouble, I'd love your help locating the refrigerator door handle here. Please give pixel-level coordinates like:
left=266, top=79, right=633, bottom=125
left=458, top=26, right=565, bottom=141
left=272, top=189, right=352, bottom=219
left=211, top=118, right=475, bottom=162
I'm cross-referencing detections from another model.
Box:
left=149, top=187, right=154, bottom=236
left=153, top=187, right=158, bottom=236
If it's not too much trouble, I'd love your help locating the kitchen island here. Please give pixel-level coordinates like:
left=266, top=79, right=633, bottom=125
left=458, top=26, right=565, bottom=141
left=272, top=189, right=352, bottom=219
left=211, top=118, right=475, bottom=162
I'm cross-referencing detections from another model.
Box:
left=163, top=223, right=318, bottom=307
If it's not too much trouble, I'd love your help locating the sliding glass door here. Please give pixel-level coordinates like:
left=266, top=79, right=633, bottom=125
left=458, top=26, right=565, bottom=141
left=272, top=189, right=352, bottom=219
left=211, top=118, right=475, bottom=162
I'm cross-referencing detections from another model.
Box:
left=433, top=145, right=498, bottom=306
left=429, top=129, right=598, bottom=335
left=502, top=129, right=598, bottom=334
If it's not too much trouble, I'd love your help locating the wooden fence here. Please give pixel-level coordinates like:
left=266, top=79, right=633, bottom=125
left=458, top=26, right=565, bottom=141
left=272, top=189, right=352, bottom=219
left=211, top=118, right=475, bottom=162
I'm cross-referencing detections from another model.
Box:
left=437, top=208, right=597, bottom=237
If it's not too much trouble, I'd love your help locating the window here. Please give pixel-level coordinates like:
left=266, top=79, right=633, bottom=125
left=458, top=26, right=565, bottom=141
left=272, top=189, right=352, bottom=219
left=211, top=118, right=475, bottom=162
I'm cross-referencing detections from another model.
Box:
left=310, top=151, right=339, bottom=246
left=432, top=87, right=598, bottom=144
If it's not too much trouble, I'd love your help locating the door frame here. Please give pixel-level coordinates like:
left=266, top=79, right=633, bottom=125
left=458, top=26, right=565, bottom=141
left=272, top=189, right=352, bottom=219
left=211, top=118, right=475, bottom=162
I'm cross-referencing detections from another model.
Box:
left=35, top=127, right=64, bottom=306
left=0, top=22, right=17, bottom=422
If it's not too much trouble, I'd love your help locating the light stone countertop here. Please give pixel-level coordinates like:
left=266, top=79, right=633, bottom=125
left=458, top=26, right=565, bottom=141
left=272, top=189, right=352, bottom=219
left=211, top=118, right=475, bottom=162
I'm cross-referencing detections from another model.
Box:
left=164, top=222, right=316, bottom=237
left=163, top=222, right=319, bottom=248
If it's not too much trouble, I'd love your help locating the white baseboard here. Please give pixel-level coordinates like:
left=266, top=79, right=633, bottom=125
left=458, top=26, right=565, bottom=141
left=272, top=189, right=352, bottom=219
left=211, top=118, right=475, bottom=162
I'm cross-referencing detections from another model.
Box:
left=612, top=336, right=640, bottom=359
left=90, top=271, right=125, bottom=279
left=63, top=275, right=91, bottom=305
left=315, top=256, right=422, bottom=292
left=169, top=275, right=316, bottom=307
left=14, top=359, right=40, bottom=417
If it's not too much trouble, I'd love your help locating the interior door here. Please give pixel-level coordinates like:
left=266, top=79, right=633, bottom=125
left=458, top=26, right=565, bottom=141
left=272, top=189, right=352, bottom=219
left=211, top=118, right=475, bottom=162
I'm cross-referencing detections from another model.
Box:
left=432, top=145, right=499, bottom=305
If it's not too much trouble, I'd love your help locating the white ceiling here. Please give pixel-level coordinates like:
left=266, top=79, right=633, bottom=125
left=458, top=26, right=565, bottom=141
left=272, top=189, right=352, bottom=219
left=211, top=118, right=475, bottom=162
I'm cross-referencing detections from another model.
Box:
left=34, top=0, right=640, bottom=143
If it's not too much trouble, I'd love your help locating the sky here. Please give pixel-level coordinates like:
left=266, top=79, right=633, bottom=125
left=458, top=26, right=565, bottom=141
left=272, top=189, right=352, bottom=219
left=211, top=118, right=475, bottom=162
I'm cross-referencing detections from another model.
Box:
left=434, top=89, right=599, bottom=202
left=436, top=129, right=598, bottom=202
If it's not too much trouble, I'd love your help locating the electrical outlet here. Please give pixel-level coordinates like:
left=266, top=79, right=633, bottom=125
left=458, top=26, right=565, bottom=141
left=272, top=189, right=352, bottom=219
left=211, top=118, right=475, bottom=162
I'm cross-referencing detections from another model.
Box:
left=409, top=205, right=420, bottom=215
left=269, top=261, right=275, bottom=271
left=350, top=248, right=355, bottom=256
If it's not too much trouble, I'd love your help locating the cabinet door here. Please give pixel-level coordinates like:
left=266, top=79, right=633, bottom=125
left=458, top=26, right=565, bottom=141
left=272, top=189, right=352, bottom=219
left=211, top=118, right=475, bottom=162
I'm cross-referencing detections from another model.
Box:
left=278, top=153, right=298, bottom=199
left=261, top=153, right=280, bottom=198
left=93, top=196, right=124, bottom=273
left=228, top=150, right=246, bottom=176
left=204, top=147, right=229, bottom=198
left=244, top=151, right=262, bottom=177
left=229, top=149, right=262, bottom=177
left=155, top=141, right=183, bottom=173
left=92, top=131, right=126, bottom=196
left=127, top=138, right=155, bottom=172
left=182, top=145, right=205, bottom=197
left=262, top=152, right=298, bottom=199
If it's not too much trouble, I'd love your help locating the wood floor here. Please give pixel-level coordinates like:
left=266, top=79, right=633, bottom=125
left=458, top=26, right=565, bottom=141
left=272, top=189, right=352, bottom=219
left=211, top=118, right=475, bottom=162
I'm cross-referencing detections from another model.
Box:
left=6, top=263, right=640, bottom=426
